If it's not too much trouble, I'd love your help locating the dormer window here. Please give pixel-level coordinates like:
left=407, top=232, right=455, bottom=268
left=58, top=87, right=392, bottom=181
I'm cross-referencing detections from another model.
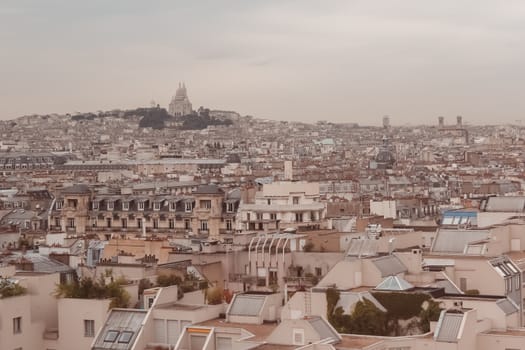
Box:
left=185, top=202, right=192, bottom=212
left=122, top=202, right=129, bottom=211
left=56, top=201, right=63, bottom=210
left=227, top=202, right=234, bottom=213
left=92, top=201, right=99, bottom=210
left=138, top=201, right=145, bottom=211
left=169, top=202, right=176, bottom=211
left=200, top=200, right=211, bottom=209
left=107, top=201, right=114, bottom=211
left=153, top=202, right=161, bottom=211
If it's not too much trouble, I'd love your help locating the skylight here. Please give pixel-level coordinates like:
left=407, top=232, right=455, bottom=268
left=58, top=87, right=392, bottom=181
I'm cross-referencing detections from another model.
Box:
left=118, top=331, right=134, bottom=344
left=104, top=330, right=119, bottom=342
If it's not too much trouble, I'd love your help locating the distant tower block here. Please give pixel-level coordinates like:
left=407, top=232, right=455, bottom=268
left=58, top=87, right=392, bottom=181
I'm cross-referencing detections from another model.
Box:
left=438, top=116, right=444, bottom=128
left=457, top=115, right=463, bottom=127
left=382, top=115, right=390, bottom=129
left=284, top=160, right=293, bottom=180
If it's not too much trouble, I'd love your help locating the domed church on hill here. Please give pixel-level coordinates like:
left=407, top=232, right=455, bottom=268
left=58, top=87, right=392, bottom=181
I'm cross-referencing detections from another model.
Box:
left=168, top=82, right=193, bottom=116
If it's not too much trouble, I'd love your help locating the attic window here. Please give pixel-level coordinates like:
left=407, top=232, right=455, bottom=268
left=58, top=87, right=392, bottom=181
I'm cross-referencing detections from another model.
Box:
left=104, top=330, right=119, bottom=342
left=118, top=331, right=134, bottom=344
left=292, top=328, right=305, bottom=346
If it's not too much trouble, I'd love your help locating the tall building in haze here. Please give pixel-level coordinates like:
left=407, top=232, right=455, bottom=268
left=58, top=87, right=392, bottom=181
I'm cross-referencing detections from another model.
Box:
left=168, top=82, right=193, bottom=116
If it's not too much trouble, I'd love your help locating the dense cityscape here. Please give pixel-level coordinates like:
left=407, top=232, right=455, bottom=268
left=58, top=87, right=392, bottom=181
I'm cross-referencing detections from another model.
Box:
left=1, top=83, right=525, bottom=350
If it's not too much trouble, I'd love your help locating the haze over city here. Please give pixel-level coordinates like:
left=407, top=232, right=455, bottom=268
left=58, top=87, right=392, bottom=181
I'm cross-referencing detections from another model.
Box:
left=2, top=0, right=525, bottom=124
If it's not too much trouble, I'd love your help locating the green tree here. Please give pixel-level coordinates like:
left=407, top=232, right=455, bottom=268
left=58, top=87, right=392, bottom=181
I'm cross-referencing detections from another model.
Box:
left=157, top=274, right=182, bottom=287
left=55, top=275, right=130, bottom=309
left=419, top=300, right=442, bottom=332
left=326, top=287, right=340, bottom=325
left=350, top=299, right=387, bottom=335
left=206, top=287, right=223, bottom=305
left=0, top=279, right=26, bottom=298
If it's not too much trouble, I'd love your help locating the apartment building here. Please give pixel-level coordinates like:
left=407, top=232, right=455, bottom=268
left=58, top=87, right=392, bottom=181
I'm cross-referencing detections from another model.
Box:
left=50, top=184, right=240, bottom=239
left=237, top=181, right=326, bottom=232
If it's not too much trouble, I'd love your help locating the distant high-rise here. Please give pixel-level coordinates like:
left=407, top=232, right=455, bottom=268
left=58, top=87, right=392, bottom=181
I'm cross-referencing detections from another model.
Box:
left=438, top=116, right=444, bottom=128
left=382, top=115, right=390, bottom=129
left=168, top=83, right=193, bottom=116
left=457, top=115, right=463, bottom=127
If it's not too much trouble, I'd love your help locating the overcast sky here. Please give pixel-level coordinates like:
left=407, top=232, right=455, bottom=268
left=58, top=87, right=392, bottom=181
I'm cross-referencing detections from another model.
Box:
left=1, top=0, right=525, bottom=125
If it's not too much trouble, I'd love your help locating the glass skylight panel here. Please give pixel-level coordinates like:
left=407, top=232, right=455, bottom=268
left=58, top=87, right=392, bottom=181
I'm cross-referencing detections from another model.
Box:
left=505, top=262, right=519, bottom=273
left=104, top=330, right=120, bottom=342
left=118, top=331, right=134, bottom=343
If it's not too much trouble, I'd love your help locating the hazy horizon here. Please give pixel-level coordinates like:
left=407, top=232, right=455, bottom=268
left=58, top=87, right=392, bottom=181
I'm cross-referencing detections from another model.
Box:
left=2, top=0, right=525, bottom=125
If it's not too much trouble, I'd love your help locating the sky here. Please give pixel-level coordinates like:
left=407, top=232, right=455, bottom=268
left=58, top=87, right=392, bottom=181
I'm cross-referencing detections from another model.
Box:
left=1, top=0, right=525, bottom=125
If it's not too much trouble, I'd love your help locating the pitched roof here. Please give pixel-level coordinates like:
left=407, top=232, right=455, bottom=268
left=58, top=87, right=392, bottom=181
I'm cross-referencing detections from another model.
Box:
left=193, top=184, right=223, bottom=195
left=307, top=316, right=340, bottom=343
left=496, top=298, right=519, bottom=315
left=228, top=294, right=266, bottom=317
left=431, top=229, right=490, bottom=254
left=371, top=255, right=407, bottom=277
left=485, top=196, right=525, bottom=212
left=345, top=239, right=378, bottom=258
left=435, top=311, right=464, bottom=343
left=61, top=184, right=91, bottom=194
left=92, top=309, right=147, bottom=350
left=375, top=275, right=414, bottom=291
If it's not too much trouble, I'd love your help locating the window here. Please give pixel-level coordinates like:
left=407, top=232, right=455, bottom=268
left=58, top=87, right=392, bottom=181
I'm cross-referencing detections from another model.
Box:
left=200, top=220, right=208, bottom=231
left=200, top=200, right=212, bottom=209
left=267, top=199, right=271, bottom=205
left=169, top=218, right=175, bottom=229
left=185, top=202, right=193, bottom=212
left=226, top=219, right=233, bottom=231
left=121, top=218, right=127, bottom=228
left=107, top=201, right=114, bottom=210
left=293, top=196, right=300, bottom=205
left=153, top=218, right=159, bottom=229
left=137, top=218, right=143, bottom=228
left=92, top=201, right=99, bottom=210
left=84, top=320, right=95, bottom=337
left=106, top=218, right=112, bottom=228
left=227, top=202, right=234, bottom=212
left=295, top=213, right=303, bottom=222
left=270, top=213, right=277, bottom=220
left=153, top=202, right=160, bottom=211
left=104, top=330, right=119, bottom=342
left=315, top=267, right=322, bottom=277
left=292, top=328, right=304, bottom=345
left=67, top=218, right=75, bottom=228
left=68, top=199, right=77, bottom=208
left=185, top=219, right=191, bottom=230
left=118, top=331, right=134, bottom=344
left=256, top=213, right=263, bottom=220
left=169, top=202, right=176, bottom=211
left=138, top=201, right=145, bottom=211
left=56, top=200, right=63, bottom=209
left=55, top=217, right=61, bottom=227
left=13, top=317, right=22, bottom=334
left=122, top=202, right=129, bottom=211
